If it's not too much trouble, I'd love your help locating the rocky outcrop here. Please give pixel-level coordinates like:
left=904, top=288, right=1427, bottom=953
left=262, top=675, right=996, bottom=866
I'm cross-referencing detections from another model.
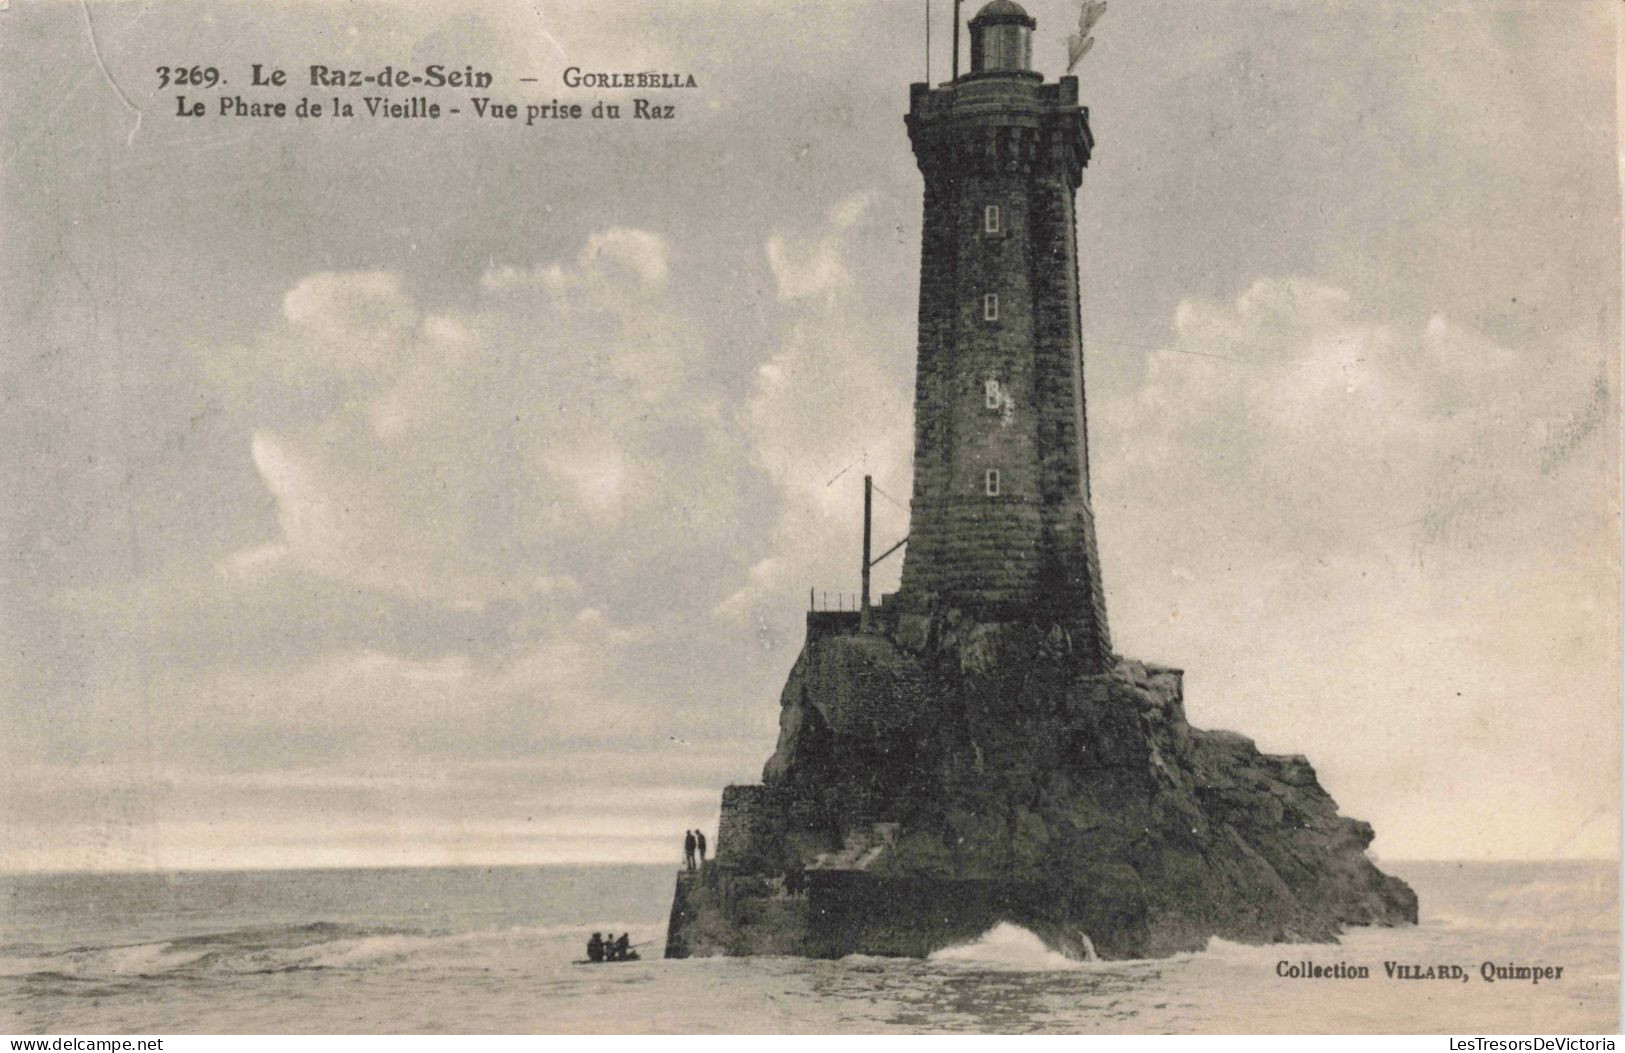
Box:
left=666, top=610, right=1416, bottom=960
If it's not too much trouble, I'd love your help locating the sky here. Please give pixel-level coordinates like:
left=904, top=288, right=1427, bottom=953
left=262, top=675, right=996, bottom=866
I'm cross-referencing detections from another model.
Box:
left=0, top=0, right=1618, bottom=871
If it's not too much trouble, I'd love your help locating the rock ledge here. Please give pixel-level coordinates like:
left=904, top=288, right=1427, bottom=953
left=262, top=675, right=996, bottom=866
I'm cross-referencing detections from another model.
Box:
left=665, top=612, right=1416, bottom=960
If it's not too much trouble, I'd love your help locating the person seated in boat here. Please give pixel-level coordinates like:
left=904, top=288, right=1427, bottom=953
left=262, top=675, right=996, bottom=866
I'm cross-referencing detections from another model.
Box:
left=614, top=933, right=631, bottom=960
left=586, top=931, right=604, bottom=963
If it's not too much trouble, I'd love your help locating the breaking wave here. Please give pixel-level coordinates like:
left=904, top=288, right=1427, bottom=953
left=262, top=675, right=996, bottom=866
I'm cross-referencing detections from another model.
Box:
left=928, top=923, right=1087, bottom=971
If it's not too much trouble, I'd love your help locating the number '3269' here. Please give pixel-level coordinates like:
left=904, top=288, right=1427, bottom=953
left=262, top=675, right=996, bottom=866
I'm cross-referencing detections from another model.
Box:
left=156, top=66, right=221, bottom=89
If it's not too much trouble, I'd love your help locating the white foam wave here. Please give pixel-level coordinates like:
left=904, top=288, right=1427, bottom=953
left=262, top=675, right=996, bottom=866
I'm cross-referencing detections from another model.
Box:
left=928, top=923, right=1087, bottom=971
left=101, top=942, right=211, bottom=975
left=0, top=941, right=211, bottom=979
left=301, top=933, right=442, bottom=969
left=1199, top=936, right=1283, bottom=960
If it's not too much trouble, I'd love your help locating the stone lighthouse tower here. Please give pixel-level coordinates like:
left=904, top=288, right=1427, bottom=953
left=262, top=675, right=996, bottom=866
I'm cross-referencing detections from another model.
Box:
left=896, top=0, right=1112, bottom=670
left=666, top=2, right=1419, bottom=961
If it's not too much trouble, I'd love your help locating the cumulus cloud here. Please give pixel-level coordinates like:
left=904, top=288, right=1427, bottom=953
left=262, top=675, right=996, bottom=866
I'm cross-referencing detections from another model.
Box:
left=281, top=271, right=420, bottom=372
left=1092, top=277, right=1618, bottom=857
left=765, top=192, right=875, bottom=302
left=482, top=226, right=670, bottom=292
left=720, top=193, right=914, bottom=625
left=1100, top=277, right=1612, bottom=582
left=227, top=230, right=756, bottom=610
left=215, top=541, right=289, bottom=583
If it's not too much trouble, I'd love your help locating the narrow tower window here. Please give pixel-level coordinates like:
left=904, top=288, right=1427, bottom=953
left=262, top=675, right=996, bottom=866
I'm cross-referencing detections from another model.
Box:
left=984, top=205, right=1001, bottom=234
left=985, top=469, right=1001, bottom=497
left=984, top=378, right=1002, bottom=409
left=984, top=293, right=999, bottom=321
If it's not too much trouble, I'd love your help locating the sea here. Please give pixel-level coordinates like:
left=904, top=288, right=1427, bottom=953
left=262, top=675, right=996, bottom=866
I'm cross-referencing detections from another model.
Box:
left=2, top=860, right=1617, bottom=1034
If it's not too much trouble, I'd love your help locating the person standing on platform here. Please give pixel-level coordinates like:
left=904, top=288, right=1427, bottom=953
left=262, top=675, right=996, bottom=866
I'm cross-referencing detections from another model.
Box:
left=683, top=829, right=696, bottom=870
left=696, top=829, right=708, bottom=866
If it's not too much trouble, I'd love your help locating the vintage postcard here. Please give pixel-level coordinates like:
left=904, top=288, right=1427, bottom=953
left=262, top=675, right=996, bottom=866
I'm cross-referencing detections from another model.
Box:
left=2, top=0, right=1618, bottom=1036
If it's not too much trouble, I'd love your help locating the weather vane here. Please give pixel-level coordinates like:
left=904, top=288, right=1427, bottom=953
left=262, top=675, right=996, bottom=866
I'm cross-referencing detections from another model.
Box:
left=1066, top=0, right=1108, bottom=72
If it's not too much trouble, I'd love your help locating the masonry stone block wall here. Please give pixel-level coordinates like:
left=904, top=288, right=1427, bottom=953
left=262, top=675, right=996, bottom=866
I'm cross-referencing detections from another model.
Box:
left=898, top=73, right=1111, bottom=667
left=716, top=783, right=786, bottom=872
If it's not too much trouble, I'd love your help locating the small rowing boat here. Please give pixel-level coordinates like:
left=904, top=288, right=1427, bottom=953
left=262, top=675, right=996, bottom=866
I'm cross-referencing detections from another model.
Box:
left=572, top=951, right=641, bottom=965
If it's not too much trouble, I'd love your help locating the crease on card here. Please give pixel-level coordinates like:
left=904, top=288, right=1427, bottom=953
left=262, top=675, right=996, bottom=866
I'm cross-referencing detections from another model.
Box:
left=81, top=0, right=144, bottom=147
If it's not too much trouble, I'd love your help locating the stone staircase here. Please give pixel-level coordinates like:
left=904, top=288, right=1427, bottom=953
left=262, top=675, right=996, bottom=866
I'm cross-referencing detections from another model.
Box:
left=809, top=821, right=900, bottom=871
